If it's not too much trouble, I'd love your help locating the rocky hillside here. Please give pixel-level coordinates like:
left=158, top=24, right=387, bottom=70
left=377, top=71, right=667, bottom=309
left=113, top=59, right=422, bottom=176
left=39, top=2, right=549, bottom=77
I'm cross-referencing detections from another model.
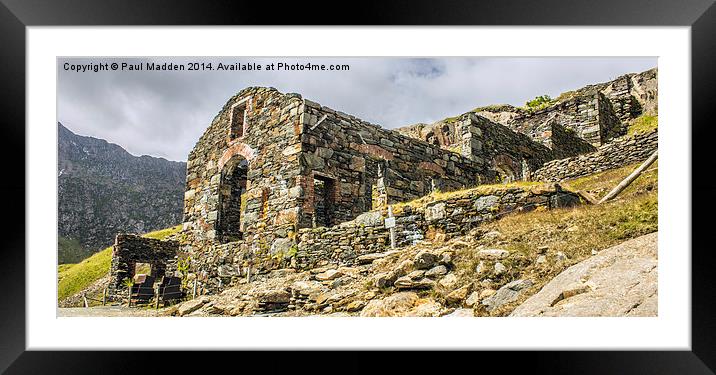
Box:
left=165, top=160, right=657, bottom=318
left=58, top=123, right=186, bottom=263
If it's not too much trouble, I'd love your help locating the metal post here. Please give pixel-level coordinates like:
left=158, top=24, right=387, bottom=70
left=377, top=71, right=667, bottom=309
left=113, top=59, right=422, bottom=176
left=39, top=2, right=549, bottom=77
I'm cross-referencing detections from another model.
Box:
left=388, top=205, right=396, bottom=249
left=83, top=293, right=88, bottom=308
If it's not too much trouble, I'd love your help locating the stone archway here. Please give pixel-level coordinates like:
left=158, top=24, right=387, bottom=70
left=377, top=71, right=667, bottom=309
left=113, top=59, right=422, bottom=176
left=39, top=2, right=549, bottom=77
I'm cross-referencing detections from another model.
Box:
left=493, top=154, right=520, bottom=183
left=216, top=155, right=248, bottom=243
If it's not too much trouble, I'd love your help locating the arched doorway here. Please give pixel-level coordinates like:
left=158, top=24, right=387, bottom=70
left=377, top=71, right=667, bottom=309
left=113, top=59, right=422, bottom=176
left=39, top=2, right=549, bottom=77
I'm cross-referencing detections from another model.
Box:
left=493, top=154, right=519, bottom=183
left=217, top=155, right=248, bottom=243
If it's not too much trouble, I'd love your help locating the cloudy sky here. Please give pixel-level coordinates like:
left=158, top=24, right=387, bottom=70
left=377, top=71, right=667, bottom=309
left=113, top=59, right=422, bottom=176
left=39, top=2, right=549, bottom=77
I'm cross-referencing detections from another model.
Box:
left=58, top=57, right=656, bottom=161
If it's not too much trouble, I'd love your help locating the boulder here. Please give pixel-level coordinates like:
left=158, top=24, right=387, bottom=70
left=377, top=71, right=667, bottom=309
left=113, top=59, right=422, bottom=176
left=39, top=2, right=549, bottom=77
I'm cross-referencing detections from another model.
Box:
left=360, top=292, right=419, bottom=317
left=258, top=289, right=291, bottom=304
left=438, top=273, right=459, bottom=289
left=395, top=276, right=434, bottom=290
left=405, top=300, right=444, bottom=317
left=356, top=250, right=400, bottom=264
left=446, top=284, right=472, bottom=305
left=465, top=291, right=481, bottom=307
left=494, top=262, right=507, bottom=275
left=482, top=279, right=533, bottom=312
left=291, top=280, right=326, bottom=298
left=373, top=272, right=398, bottom=288
left=483, top=230, right=504, bottom=241
left=444, top=308, right=474, bottom=317
left=407, top=270, right=426, bottom=280
left=177, top=297, right=210, bottom=317
left=315, top=269, right=343, bottom=281
left=425, top=265, right=448, bottom=278
left=414, top=250, right=440, bottom=270
left=345, top=300, right=366, bottom=312
left=479, top=289, right=496, bottom=299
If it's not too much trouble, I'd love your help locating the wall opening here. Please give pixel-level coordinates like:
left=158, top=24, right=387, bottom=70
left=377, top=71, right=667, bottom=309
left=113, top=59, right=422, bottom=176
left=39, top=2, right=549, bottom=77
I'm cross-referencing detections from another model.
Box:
left=230, top=101, right=247, bottom=139
left=312, top=175, right=335, bottom=228
left=426, top=131, right=440, bottom=146
left=134, top=262, right=152, bottom=276
left=217, top=156, right=248, bottom=243
left=371, top=183, right=380, bottom=210
left=495, top=163, right=517, bottom=183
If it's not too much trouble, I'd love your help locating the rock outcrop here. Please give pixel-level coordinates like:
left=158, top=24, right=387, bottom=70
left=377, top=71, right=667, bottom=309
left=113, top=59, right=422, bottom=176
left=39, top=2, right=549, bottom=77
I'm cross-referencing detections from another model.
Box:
left=510, top=232, right=657, bottom=317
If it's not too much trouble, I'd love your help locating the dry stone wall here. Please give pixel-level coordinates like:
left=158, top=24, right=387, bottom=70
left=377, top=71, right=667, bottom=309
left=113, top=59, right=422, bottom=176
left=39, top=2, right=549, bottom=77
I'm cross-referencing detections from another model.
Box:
left=532, top=130, right=657, bottom=182
left=294, top=184, right=582, bottom=270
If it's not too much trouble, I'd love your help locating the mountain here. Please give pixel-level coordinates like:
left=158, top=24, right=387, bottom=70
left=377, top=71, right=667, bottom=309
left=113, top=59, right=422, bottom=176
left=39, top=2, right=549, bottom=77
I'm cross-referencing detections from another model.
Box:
left=58, top=122, right=186, bottom=263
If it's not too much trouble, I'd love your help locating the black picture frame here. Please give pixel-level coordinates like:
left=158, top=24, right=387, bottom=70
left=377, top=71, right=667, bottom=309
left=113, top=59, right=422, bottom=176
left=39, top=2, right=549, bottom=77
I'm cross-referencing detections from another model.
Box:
left=2, top=0, right=715, bottom=373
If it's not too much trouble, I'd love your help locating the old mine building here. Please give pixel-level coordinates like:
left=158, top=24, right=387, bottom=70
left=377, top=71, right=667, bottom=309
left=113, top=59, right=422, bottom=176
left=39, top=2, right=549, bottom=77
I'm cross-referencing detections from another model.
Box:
left=177, top=87, right=589, bottom=258
left=108, top=68, right=658, bottom=298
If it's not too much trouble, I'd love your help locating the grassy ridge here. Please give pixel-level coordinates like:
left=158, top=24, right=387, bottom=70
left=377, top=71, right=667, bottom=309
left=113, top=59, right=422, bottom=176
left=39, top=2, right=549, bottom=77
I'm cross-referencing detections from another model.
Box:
left=57, top=225, right=182, bottom=302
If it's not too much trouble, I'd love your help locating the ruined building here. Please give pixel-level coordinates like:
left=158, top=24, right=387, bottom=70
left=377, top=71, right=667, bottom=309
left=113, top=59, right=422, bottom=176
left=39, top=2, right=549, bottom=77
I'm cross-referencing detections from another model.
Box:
left=179, top=86, right=587, bottom=254
left=397, top=68, right=657, bottom=151
left=108, top=68, right=658, bottom=299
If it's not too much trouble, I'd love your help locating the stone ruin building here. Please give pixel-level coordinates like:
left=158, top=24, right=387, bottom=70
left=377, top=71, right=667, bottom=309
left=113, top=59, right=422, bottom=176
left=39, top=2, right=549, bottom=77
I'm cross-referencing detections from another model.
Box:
left=107, top=68, right=658, bottom=300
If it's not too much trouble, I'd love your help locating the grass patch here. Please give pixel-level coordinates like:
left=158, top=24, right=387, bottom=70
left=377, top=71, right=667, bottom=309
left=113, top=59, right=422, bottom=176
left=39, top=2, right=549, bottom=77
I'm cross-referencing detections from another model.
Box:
left=562, top=160, right=658, bottom=200
left=627, top=115, right=658, bottom=137
left=57, top=246, right=113, bottom=301
left=57, top=225, right=182, bottom=302
left=142, top=225, right=182, bottom=240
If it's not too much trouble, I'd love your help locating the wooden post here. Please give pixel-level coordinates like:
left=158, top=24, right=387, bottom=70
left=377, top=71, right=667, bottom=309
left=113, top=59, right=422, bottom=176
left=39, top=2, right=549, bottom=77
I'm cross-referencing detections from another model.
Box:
left=192, top=279, right=197, bottom=299
left=155, top=284, right=160, bottom=310
left=127, top=288, right=132, bottom=307
left=102, top=287, right=107, bottom=306
left=599, top=150, right=658, bottom=204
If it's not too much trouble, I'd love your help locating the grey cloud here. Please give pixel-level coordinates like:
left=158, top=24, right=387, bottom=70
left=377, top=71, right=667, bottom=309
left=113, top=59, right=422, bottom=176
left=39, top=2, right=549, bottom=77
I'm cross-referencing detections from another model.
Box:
left=58, top=57, right=656, bottom=161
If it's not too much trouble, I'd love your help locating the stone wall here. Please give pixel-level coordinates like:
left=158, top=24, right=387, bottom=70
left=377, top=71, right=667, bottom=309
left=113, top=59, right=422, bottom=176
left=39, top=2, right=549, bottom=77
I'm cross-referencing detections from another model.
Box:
left=298, top=100, right=495, bottom=228
left=500, top=92, right=619, bottom=147
left=294, top=184, right=582, bottom=270
left=108, top=234, right=179, bottom=301
left=549, top=122, right=597, bottom=159
left=465, top=114, right=556, bottom=180
left=474, top=68, right=657, bottom=148
left=187, top=183, right=583, bottom=294
left=532, top=130, right=658, bottom=182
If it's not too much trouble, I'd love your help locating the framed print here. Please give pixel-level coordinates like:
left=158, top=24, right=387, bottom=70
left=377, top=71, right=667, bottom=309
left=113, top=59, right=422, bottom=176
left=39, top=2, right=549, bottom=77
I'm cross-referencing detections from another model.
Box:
left=3, top=0, right=716, bottom=373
